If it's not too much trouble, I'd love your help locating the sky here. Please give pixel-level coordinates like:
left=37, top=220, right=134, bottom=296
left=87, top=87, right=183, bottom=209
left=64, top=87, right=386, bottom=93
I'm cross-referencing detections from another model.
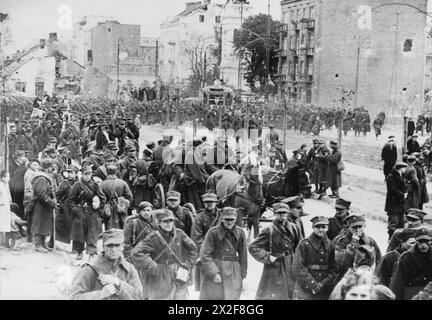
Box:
left=0, top=0, right=281, bottom=49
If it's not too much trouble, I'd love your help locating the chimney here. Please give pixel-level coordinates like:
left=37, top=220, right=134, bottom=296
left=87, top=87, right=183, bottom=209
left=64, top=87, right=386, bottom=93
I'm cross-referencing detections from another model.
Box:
left=39, top=39, right=46, bottom=48
left=49, top=32, right=58, bottom=42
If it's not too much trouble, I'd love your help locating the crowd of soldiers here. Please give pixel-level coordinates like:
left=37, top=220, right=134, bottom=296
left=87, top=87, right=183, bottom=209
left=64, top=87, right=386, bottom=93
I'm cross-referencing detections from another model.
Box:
left=1, top=93, right=432, bottom=301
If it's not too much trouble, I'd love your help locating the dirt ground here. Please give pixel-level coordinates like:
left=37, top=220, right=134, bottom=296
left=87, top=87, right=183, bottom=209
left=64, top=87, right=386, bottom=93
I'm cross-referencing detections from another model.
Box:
left=0, top=123, right=429, bottom=300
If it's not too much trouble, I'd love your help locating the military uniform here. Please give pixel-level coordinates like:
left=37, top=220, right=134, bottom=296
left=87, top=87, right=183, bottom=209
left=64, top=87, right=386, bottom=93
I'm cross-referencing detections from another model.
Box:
left=249, top=203, right=303, bottom=300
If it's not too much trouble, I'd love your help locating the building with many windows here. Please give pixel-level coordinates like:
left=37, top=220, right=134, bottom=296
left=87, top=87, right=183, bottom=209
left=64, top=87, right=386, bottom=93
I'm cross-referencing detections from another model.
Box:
left=279, top=0, right=429, bottom=118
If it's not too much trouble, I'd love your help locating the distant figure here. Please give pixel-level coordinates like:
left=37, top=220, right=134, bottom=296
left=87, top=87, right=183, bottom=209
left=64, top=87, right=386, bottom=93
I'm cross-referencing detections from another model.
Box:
left=381, top=136, right=397, bottom=178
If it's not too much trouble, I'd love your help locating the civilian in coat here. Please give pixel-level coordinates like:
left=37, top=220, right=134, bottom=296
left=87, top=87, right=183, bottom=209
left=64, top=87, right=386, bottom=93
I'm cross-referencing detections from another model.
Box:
left=249, top=203, right=302, bottom=300
left=200, top=207, right=247, bottom=300
left=305, top=139, right=319, bottom=190
left=327, top=198, right=351, bottom=241
left=381, top=136, right=398, bottom=178
left=293, top=216, right=338, bottom=300
left=100, top=165, right=133, bottom=230
left=332, top=215, right=382, bottom=283
left=407, top=119, right=415, bottom=138
left=326, top=140, right=342, bottom=198
left=67, top=165, right=106, bottom=261
left=165, top=191, right=194, bottom=237
left=385, top=162, right=408, bottom=240
left=404, top=156, right=420, bottom=211
left=70, top=229, right=143, bottom=300
left=315, top=140, right=329, bottom=194
left=413, top=154, right=429, bottom=209
left=407, top=135, right=421, bottom=155
left=390, top=228, right=432, bottom=300
left=95, top=122, right=115, bottom=151
left=374, top=228, right=417, bottom=287
left=131, top=209, right=198, bottom=300
left=31, top=158, right=57, bottom=253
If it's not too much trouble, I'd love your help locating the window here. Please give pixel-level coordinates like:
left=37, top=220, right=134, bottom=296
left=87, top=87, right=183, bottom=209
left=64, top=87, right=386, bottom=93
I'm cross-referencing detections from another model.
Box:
left=288, top=62, right=293, bottom=74
left=15, top=81, right=26, bottom=92
left=199, top=15, right=205, bottom=22
left=290, top=35, right=296, bottom=50
left=308, top=59, right=314, bottom=76
left=297, top=9, right=301, bottom=22
left=309, top=33, right=314, bottom=47
left=302, top=8, right=306, bottom=19
left=301, top=33, right=305, bottom=47
left=295, top=63, right=299, bottom=75
left=291, top=10, right=295, bottom=22
left=310, top=6, right=315, bottom=19
left=215, top=16, right=221, bottom=23
left=300, top=61, right=305, bottom=74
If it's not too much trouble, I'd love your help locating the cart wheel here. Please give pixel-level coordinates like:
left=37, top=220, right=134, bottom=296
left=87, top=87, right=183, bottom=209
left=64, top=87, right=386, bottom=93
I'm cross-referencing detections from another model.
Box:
left=183, top=203, right=196, bottom=217
left=154, top=183, right=165, bottom=209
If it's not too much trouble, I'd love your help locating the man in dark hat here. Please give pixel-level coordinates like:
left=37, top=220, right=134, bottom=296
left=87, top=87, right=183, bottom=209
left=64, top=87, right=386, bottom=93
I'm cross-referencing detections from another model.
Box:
left=131, top=209, right=198, bottom=300
left=165, top=191, right=194, bottom=237
left=315, top=139, right=329, bottom=195
left=31, top=158, right=57, bottom=253
left=249, top=203, right=302, bottom=300
left=333, top=214, right=382, bottom=279
left=375, top=228, right=417, bottom=287
left=104, top=141, right=119, bottom=155
left=381, top=135, right=398, bottom=178
left=385, top=161, right=408, bottom=240
left=200, top=207, right=247, bottom=300
left=70, top=229, right=143, bottom=300
left=390, top=228, right=432, bottom=300
left=93, top=153, right=118, bottom=181
left=325, top=140, right=342, bottom=198
left=293, top=216, right=338, bottom=300
left=16, top=127, right=38, bottom=159
left=305, top=139, right=320, bottom=188
left=407, top=134, right=421, bottom=155
left=404, top=155, right=420, bottom=211
left=113, top=118, right=136, bottom=156
left=328, top=198, right=351, bottom=240
left=387, top=208, right=427, bottom=252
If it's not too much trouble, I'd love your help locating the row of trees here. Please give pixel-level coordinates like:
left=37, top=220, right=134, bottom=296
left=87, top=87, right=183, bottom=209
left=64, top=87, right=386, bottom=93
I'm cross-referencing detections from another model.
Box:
left=181, top=13, right=281, bottom=96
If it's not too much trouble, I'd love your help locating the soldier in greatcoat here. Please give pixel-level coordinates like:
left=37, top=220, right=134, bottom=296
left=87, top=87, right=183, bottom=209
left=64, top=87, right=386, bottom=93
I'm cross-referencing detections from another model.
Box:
left=404, top=155, right=420, bottom=211
left=199, top=207, right=248, bottom=300
left=327, top=198, right=351, bottom=241
left=390, top=228, right=432, bottom=300
left=292, top=216, right=338, bottom=300
left=70, top=229, right=143, bottom=300
left=249, top=203, right=302, bottom=300
left=67, top=165, right=106, bottom=260
left=131, top=209, right=198, bottom=300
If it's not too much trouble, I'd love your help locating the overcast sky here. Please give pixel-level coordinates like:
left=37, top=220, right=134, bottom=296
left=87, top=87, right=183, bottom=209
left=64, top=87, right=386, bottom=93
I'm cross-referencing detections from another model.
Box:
left=0, top=0, right=281, bottom=49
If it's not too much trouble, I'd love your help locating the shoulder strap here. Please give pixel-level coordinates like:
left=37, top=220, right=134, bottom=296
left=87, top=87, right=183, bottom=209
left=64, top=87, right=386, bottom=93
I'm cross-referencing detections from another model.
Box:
left=155, top=230, right=185, bottom=267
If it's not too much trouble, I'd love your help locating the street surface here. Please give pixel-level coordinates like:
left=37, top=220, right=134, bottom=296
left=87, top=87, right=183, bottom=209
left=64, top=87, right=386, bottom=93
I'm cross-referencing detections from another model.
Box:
left=0, top=123, right=429, bottom=299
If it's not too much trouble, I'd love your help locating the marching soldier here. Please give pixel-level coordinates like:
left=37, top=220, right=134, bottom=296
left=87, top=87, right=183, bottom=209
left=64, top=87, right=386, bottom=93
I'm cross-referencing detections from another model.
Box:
left=249, top=203, right=302, bottom=300
left=327, top=198, right=351, bottom=241
left=200, top=207, right=248, bottom=300
left=70, top=229, right=143, bottom=300
left=332, top=215, right=382, bottom=281
left=293, top=216, right=338, bottom=300
left=131, top=208, right=198, bottom=300
left=165, top=191, right=194, bottom=237
left=390, top=228, right=432, bottom=300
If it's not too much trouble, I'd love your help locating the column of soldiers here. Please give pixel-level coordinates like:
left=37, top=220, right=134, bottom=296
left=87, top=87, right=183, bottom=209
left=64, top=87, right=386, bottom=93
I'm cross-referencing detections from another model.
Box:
left=3, top=96, right=432, bottom=301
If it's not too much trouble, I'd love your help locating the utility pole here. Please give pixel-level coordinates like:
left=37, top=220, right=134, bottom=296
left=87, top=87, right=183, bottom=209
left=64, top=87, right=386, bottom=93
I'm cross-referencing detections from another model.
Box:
left=264, top=0, right=271, bottom=129
left=155, top=40, right=159, bottom=79
left=237, top=1, right=245, bottom=100
left=117, top=39, right=120, bottom=98
left=203, top=49, right=207, bottom=89
left=354, top=45, right=360, bottom=109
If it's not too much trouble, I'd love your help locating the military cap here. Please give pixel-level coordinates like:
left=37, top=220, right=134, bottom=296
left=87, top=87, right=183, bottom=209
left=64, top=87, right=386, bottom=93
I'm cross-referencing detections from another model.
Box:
left=81, top=164, right=93, bottom=173
left=99, top=120, right=107, bottom=126
left=335, top=198, right=351, bottom=210
left=269, top=124, right=274, bottom=129
left=221, top=207, right=238, bottom=219
left=312, top=139, right=319, bottom=144
left=138, top=201, right=153, bottom=210
left=99, top=228, right=124, bottom=245
left=58, top=146, right=69, bottom=153
left=154, top=209, right=175, bottom=221
left=95, top=111, right=102, bottom=116
left=117, top=119, right=126, bottom=125
left=143, top=149, right=153, bottom=157
left=166, top=190, right=181, bottom=201
left=330, top=140, right=338, bottom=146
left=415, top=228, right=432, bottom=241
left=24, top=127, right=33, bottom=134
left=66, top=165, right=79, bottom=173
left=104, top=153, right=117, bottom=161
left=146, top=142, right=156, bottom=149
left=106, top=142, right=118, bottom=149
left=282, top=196, right=303, bottom=208
left=125, top=145, right=136, bottom=152
left=345, top=214, right=366, bottom=227
left=407, top=155, right=416, bottom=162
left=48, top=136, right=57, bottom=143
left=407, top=208, right=427, bottom=221
left=14, top=118, right=19, bottom=123
left=318, top=139, right=325, bottom=144
left=311, top=215, right=329, bottom=227
left=40, top=158, right=54, bottom=169
left=45, top=147, right=57, bottom=154
left=106, top=164, right=118, bottom=174
left=412, top=134, right=418, bottom=138
left=388, top=135, right=395, bottom=141
left=193, top=138, right=203, bottom=148
left=394, top=162, right=408, bottom=169
left=201, top=192, right=218, bottom=202
left=162, top=135, right=171, bottom=143
left=273, top=202, right=290, bottom=213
